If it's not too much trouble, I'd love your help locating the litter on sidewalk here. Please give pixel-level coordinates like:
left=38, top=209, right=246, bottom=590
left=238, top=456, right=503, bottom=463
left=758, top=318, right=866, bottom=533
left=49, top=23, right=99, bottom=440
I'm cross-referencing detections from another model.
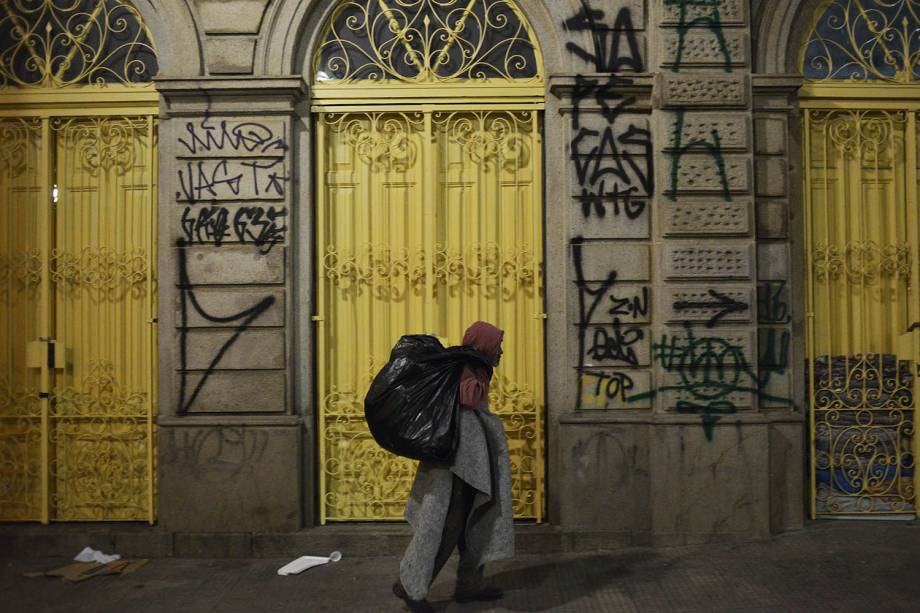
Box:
left=277, top=551, right=342, bottom=575
left=23, top=547, right=147, bottom=582
left=24, top=559, right=148, bottom=582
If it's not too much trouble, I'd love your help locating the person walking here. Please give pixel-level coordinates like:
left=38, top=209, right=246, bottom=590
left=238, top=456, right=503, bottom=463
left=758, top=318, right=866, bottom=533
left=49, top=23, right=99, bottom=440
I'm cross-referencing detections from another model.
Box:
left=393, top=321, right=514, bottom=613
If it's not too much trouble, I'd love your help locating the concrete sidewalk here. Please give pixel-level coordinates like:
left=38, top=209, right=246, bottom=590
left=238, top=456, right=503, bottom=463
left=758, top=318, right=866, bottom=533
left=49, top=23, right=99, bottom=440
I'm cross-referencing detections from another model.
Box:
left=3, top=522, right=919, bottom=613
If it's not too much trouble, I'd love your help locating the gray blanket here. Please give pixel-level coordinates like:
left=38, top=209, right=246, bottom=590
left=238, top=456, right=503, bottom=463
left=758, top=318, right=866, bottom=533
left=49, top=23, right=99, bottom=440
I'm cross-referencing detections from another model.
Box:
left=399, top=405, right=514, bottom=599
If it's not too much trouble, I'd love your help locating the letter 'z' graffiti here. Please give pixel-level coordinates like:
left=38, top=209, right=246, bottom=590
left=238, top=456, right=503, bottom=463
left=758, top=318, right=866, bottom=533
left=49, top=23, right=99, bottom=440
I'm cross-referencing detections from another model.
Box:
left=572, top=237, right=649, bottom=408
left=176, top=240, right=275, bottom=414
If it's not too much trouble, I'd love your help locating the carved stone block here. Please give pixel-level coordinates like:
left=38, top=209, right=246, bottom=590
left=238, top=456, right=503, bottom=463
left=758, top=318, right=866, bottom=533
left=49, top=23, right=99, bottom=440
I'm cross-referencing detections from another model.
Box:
left=577, top=369, right=653, bottom=410
left=660, top=372, right=755, bottom=410
left=661, top=199, right=752, bottom=236
left=663, top=244, right=754, bottom=279
left=755, top=157, right=788, bottom=197
left=181, top=329, right=285, bottom=370
left=660, top=0, right=747, bottom=27
left=570, top=198, right=650, bottom=239
left=754, top=116, right=787, bottom=155
left=181, top=371, right=286, bottom=412
left=756, top=200, right=788, bottom=239
left=661, top=31, right=748, bottom=68
left=660, top=75, right=748, bottom=107
left=568, top=283, right=652, bottom=325
left=664, top=154, right=750, bottom=195
left=574, top=323, right=652, bottom=368
left=657, top=326, right=756, bottom=366
left=757, top=242, right=789, bottom=281
left=205, top=37, right=256, bottom=75
left=666, top=112, right=749, bottom=151
left=179, top=245, right=285, bottom=285
left=175, top=288, right=285, bottom=327
left=171, top=117, right=289, bottom=158
left=572, top=242, right=651, bottom=282
left=660, top=285, right=753, bottom=325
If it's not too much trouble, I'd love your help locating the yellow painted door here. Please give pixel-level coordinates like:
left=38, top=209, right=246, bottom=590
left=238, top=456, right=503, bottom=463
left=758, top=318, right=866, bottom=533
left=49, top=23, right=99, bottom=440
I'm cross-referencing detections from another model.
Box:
left=316, top=108, right=544, bottom=522
left=0, top=114, right=157, bottom=522
left=805, top=108, right=920, bottom=516
left=0, top=118, right=47, bottom=520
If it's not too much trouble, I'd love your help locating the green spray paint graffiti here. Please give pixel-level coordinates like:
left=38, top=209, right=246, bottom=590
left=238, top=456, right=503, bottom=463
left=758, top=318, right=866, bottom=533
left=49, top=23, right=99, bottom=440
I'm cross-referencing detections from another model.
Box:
left=668, top=109, right=731, bottom=201
left=664, top=0, right=733, bottom=72
left=629, top=324, right=793, bottom=440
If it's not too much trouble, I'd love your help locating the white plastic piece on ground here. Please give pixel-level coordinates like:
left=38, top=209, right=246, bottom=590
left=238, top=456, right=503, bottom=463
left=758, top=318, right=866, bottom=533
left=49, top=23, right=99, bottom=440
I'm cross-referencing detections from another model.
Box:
left=276, top=551, right=342, bottom=576
left=73, top=546, right=122, bottom=565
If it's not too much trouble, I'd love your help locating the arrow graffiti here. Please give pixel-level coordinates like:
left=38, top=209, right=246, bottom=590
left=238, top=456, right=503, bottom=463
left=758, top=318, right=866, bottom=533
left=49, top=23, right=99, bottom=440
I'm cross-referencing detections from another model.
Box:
left=673, top=289, right=748, bottom=328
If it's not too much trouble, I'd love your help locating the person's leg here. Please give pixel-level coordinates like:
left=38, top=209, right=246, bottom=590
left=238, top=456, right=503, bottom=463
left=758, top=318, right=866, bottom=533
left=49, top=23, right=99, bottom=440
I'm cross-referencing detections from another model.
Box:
left=454, top=484, right=503, bottom=602
left=428, top=474, right=473, bottom=585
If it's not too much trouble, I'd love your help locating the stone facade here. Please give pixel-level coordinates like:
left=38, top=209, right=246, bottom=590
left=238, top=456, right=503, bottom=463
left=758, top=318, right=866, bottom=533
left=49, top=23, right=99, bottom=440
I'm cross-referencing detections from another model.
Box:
left=137, top=0, right=815, bottom=544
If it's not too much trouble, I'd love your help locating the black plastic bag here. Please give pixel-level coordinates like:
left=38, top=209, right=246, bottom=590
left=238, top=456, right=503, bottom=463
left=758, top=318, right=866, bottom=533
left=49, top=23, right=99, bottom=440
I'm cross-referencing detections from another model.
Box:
left=364, top=334, right=493, bottom=463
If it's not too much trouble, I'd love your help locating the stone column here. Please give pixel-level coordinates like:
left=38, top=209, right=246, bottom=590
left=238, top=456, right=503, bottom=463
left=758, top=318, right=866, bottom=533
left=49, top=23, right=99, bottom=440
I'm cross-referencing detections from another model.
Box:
left=154, top=77, right=307, bottom=533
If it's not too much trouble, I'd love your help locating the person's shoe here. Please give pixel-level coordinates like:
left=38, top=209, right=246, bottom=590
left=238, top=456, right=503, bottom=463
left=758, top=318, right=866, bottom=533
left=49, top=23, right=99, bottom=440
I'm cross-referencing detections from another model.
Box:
left=453, top=581, right=504, bottom=603
left=392, top=580, right=435, bottom=613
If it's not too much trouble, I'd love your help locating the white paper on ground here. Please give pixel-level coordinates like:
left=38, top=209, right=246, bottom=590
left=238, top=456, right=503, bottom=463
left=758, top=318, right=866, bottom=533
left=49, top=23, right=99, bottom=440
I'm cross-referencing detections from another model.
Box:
left=73, top=546, right=121, bottom=565
left=277, top=551, right=342, bottom=576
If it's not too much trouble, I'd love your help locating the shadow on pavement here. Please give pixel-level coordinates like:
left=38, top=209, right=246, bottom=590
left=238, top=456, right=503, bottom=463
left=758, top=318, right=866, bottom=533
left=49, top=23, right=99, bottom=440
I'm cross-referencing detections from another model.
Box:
left=430, top=550, right=663, bottom=612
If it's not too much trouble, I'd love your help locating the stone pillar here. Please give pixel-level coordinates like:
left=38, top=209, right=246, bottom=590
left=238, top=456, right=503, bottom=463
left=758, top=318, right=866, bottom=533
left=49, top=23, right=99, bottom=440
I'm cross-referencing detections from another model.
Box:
left=552, top=0, right=804, bottom=545
left=154, top=77, right=308, bottom=533
left=753, top=74, right=807, bottom=533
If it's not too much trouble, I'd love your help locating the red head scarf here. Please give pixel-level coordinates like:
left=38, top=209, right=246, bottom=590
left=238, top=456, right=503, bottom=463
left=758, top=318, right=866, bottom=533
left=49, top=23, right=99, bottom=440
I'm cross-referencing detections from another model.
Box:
left=458, top=321, right=504, bottom=409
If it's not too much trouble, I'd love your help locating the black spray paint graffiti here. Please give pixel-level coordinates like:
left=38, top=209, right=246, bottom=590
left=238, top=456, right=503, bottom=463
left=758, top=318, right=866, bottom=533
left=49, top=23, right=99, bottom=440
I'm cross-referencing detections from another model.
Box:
left=664, top=0, right=733, bottom=72
left=628, top=324, right=793, bottom=440
left=757, top=281, right=789, bottom=324
left=177, top=239, right=275, bottom=414
left=176, top=157, right=289, bottom=203
left=673, top=289, right=748, bottom=328
left=668, top=109, right=730, bottom=201
left=178, top=117, right=288, bottom=156
left=571, top=74, right=653, bottom=221
left=564, top=0, right=644, bottom=73
left=181, top=205, right=287, bottom=254
left=572, top=237, right=649, bottom=408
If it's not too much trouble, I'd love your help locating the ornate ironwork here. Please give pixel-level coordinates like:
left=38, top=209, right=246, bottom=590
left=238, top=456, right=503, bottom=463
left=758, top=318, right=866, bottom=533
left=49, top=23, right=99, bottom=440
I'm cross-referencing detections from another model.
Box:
left=48, top=360, right=151, bottom=520
left=433, top=110, right=532, bottom=167
left=0, top=0, right=158, bottom=88
left=51, top=247, right=148, bottom=291
left=313, top=0, right=541, bottom=83
left=813, top=241, right=913, bottom=282
left=52, top=116, right=151, bottom=174
left=802, top=0, right=920, bottom=82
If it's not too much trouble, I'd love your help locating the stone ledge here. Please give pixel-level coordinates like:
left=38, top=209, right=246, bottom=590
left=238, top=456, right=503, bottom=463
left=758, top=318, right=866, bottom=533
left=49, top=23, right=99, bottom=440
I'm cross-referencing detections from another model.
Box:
left=0, top=521, right=804, bottom=559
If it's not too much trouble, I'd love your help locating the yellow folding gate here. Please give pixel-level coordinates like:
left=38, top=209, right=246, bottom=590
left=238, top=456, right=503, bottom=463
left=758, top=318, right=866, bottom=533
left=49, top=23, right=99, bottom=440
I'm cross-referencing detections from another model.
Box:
left=804, top=101, right=920, bottom=516
left=314, top=107, right=545, bottom=522
left=0, top=97, right=158, bottom=522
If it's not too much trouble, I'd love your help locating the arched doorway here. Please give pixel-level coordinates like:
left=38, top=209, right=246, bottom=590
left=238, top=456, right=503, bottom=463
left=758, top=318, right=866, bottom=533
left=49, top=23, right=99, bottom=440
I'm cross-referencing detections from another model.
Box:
left=311, top=0, right=546, bottom=523
left=799, top=0, right=920, bottom=517
left=0, top=0, right=159, bottom=522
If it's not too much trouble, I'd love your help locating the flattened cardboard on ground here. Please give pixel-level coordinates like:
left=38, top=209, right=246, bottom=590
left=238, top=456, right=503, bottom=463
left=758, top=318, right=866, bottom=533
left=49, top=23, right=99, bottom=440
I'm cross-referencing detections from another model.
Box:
left=24, top=559, right=148, bottom=582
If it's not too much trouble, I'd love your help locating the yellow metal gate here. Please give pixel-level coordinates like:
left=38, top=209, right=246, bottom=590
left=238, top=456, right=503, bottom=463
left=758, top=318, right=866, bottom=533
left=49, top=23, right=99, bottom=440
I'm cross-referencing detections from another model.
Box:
left=311, top=0, right=545, bottom=522
left=801, top=0, right=920, bottom=517
left=0, top=0, right=159, bottom=523
left=0, top=102, right=158, bottom=522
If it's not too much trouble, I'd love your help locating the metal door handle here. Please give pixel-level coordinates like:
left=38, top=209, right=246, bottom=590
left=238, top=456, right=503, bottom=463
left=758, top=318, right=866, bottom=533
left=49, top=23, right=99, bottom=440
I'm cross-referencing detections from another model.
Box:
left=909, top=321, right=920, bottom=332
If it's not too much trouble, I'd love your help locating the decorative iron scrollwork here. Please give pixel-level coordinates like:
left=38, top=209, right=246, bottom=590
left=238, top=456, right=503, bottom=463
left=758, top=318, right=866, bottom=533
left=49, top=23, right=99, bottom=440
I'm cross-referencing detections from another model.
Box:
left=314, top=0, right=541, bottom=84
left=52, top=116, right=150, bottom=175
left=0, top=0, right=158, bottom=88
left=50, top=247, right=148, bottom=290
left=813, top=241, right=912, bottom=283
left=802, top=0, right=920, bottom=83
